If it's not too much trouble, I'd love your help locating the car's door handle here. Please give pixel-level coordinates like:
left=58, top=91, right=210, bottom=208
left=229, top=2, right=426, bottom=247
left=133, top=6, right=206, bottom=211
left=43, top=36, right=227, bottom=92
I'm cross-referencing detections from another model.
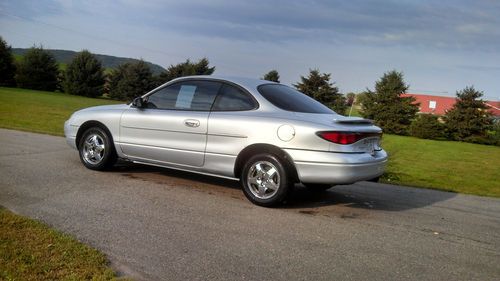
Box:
left=184, top=119, right=200, bottom=127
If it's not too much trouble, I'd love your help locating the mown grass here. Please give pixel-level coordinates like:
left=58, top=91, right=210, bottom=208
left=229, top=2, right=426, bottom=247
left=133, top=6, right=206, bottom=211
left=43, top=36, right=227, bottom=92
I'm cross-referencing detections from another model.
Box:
left=0, top=87, right=498, bottom=197
left=381, top=135, right=500, bottom=197
left=0, top=207, right=127, bottom=280
left=0, top=87, right=121, bottom=136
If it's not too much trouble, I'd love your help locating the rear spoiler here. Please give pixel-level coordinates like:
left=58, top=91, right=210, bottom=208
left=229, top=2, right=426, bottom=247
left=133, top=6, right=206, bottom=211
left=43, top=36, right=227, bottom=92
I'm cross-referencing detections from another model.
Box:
left=333, top=118, right=373, bottom=125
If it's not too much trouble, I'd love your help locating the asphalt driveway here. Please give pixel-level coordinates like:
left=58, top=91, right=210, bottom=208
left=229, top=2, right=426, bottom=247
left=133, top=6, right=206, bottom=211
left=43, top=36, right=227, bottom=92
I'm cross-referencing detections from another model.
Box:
left=0, top=128, right=499, bottom=280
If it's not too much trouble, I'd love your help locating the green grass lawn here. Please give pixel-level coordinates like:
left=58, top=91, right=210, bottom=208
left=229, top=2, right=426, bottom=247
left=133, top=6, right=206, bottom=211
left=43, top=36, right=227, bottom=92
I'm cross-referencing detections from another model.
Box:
left=0, top=207, right=127, bottom=280
left=0, top=87, right=121, bottom=136
left=0, top=86, right=498, bottom=197
left=381, top=135, right=500, bottom=197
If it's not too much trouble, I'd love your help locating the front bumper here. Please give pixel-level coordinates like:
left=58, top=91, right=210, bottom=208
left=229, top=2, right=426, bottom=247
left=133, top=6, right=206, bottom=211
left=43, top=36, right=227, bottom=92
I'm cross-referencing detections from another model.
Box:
left=64, top=120, right=78, bottom=150
left=284, top=148, right=388, bottom=184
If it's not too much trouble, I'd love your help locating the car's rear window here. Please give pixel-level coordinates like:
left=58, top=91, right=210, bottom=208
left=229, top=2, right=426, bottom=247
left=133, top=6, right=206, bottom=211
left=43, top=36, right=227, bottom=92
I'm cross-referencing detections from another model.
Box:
left=257, top=84, right=334, bottom=114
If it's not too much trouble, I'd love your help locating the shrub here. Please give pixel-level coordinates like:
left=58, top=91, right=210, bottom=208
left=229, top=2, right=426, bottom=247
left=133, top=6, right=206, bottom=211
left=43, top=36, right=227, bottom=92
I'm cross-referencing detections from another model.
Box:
left=409, top=114, right=445, bottom=140
left=294, top=69, right=347, bottom=115
left=64, top=50, right=105, bottom=98
left=15, top=46, right=59, bottom=91
left=481, top=121, right=500, bottom=146
left=0, top=36, right=16, bottom=86
left=155, top=58, right=215, bottom=86
left=108, top=61, right=154, bottom=101
left=262, top=70, right=280, bottom=83
left=361, top=70, right=419, bottom=135
left=444, top=86, right=492, bottom=142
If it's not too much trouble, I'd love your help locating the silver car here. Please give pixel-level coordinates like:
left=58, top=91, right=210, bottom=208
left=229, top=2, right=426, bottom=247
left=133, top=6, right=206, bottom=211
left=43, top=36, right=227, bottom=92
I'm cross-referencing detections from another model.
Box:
left=64, top=76, right=387, bottom=206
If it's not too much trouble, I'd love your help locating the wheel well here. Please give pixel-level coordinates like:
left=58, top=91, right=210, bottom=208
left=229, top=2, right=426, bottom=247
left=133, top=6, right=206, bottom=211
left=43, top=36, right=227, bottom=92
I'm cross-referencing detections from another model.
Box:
left=75, top=121, right=115, bottom=149
left=234, top=144, right=299, bottom=182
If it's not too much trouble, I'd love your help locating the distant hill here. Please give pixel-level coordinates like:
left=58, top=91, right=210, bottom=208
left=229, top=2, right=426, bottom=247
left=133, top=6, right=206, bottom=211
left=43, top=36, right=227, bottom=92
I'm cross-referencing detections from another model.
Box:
left=12, top=48, right=166, bottom=75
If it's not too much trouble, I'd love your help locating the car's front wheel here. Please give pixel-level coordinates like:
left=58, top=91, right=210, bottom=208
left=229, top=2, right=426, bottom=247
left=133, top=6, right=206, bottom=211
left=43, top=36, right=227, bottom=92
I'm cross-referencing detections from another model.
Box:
left=241, top=154, right=291, bottom=207
left=78, top=127, right=117, bottom=170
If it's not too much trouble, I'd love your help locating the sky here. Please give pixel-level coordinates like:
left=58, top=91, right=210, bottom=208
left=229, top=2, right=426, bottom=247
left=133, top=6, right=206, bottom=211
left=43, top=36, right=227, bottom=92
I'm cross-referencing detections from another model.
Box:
left=1, top=0, right=499, bottom=100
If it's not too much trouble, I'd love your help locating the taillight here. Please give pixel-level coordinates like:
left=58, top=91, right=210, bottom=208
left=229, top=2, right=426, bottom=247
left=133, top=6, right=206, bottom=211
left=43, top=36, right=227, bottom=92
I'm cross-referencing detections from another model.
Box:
left=316, top=131, right=382, bottom=145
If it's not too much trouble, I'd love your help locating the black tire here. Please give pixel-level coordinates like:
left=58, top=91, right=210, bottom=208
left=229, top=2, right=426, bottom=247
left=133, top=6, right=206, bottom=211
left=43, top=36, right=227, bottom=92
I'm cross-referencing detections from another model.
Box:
left=304, top=183, right=333, bottom=192
left=241, top=154, right=292, bottom=207
left=78, top=127, right=117, bottom=170
left=368, top=176, right=380, bottom=183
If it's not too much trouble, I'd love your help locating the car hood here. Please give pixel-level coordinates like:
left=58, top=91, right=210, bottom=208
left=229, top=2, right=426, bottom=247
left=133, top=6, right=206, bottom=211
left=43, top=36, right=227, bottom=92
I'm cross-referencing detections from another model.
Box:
left=76, top=104, right=130, bottom=113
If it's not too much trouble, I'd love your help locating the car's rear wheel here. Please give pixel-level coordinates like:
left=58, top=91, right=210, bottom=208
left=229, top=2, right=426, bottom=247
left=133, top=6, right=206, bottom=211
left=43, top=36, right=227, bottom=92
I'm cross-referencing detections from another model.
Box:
left=304, top=183, right=333, bottom=192
left=241, top=154, right=291, bottom=207
left=78, top=127, right=117, bottom=170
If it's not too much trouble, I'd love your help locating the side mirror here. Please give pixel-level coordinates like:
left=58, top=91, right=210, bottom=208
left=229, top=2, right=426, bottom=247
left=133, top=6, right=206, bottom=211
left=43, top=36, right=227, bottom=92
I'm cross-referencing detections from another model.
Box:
left=132, top=97, right=145, bottom=108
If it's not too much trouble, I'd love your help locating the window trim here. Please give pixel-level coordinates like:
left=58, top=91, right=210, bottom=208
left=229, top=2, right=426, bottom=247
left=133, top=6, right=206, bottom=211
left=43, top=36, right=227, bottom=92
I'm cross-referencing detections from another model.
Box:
left=256, top=83, right=334, bottom=114
left=210, top=82, right=259, bottom=112
left=142, top=79, right=223, bottom=112
left=141, top=78, right=259, bottom=112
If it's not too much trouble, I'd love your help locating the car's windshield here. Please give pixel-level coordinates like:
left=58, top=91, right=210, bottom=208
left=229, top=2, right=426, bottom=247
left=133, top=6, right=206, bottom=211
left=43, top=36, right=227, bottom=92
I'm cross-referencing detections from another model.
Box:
left=257, top=84, right=334, bottom=114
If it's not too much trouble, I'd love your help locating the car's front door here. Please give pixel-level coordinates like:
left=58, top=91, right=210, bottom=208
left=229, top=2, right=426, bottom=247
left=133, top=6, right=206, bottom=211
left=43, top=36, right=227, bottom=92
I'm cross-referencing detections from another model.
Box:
left=119, top=80, right=221, bottom=167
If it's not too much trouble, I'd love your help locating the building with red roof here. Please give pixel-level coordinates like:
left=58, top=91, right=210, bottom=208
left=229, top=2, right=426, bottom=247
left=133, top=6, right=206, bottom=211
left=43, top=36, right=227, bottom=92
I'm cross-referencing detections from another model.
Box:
left=401, top=93, right=500, bottom=116
left=485, top=101, right=500, bottom=116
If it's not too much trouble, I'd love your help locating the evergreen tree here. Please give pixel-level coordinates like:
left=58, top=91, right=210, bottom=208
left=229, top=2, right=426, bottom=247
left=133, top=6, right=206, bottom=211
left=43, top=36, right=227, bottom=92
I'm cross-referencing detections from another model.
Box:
left=108, top=60, right=154, bottom=101
left=15, top=46, right=59, bottom=91
left=156, top=58, right=215, bottom=85
left=0, top=36, right=16, bottom=86
left=64, top=50, right=105, bottom=98
left=262, top=70, right=280, bottom=83
left=444, top=86, right=492, bottom=142
left=361, top=70, right=419, bottom=135
left=409, top=114, right=445, bottom=140
left=294, top=69, right=347, bottom=115
left=355, top=91, right=369, bottom=106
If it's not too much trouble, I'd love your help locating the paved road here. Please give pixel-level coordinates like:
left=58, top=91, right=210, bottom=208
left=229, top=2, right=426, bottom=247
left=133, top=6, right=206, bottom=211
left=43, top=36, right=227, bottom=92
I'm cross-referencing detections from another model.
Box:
left=0, top=129, right=499, bottom=280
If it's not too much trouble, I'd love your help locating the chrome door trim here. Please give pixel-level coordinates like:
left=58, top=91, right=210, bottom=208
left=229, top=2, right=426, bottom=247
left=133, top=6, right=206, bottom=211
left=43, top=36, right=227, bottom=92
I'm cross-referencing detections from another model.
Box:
left=207, top=133, right=248, bottom=138
left=120, top=125, right=206, bottom=135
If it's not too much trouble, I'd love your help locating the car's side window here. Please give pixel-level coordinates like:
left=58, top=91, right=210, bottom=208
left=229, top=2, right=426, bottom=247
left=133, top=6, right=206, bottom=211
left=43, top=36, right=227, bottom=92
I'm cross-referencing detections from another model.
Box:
left=146, top=81, right=221, bottom=111
left=212, top=84, right=257, bottom=111
left=145, top=83, right=180, bottom=109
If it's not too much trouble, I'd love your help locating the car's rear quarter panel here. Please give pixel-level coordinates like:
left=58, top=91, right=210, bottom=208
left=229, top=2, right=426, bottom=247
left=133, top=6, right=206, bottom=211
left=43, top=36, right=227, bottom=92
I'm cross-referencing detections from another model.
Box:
left=204, top=111, right=333, bottom=177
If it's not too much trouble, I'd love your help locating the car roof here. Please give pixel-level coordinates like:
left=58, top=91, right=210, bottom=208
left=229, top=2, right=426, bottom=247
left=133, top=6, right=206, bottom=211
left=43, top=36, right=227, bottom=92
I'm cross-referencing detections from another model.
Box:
left=171, top=75, right=278, bottom=90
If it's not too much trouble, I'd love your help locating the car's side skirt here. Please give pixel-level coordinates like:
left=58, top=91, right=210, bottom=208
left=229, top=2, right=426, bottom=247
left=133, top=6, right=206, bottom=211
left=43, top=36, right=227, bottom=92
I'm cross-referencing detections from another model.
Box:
left=132, top=160, right=240, bottom=181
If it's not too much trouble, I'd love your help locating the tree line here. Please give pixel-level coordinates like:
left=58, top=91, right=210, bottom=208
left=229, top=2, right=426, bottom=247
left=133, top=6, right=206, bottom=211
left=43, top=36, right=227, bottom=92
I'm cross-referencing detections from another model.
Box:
left=0, top=36, right=497, bottom=145
left=0, top=36, right=346, bottom=113
left=0, top=36, right=215, bottom=100
left=359, top=71, right=497, bottom=145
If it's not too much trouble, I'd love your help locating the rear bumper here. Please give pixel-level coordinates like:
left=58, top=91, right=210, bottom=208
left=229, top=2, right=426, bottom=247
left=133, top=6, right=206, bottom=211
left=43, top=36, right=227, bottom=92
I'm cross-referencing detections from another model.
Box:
left=284, top=148, right=388, bottom=184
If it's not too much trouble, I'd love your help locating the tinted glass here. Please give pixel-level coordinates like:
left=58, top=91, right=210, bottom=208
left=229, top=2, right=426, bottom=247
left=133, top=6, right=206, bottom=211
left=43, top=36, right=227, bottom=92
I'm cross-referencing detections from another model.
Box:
left=212, top=84, right=256, bottom=111
left=146, top=81, right=221, bottom=111
left=258, top=84, right=334, bottom=114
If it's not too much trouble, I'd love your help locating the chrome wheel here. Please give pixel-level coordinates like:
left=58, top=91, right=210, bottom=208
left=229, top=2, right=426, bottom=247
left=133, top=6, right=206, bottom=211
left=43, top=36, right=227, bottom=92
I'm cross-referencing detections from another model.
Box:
left=82, top=134, right=105, bottom=165
left=246, top=161, right=281, bottom=200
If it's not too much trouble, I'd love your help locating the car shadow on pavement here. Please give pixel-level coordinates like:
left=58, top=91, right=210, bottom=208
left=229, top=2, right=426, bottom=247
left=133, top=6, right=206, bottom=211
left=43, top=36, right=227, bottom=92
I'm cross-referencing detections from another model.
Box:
left=111, top=162, right=457, bottom=212
left=111, top=162, right=242, bottom=190
left=284, top=183, right=457, bottom=212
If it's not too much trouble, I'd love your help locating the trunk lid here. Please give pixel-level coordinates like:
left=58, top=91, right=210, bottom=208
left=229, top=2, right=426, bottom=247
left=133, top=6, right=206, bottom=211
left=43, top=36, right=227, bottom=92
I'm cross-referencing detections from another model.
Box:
left=292, top=113, right=382, bottom=154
